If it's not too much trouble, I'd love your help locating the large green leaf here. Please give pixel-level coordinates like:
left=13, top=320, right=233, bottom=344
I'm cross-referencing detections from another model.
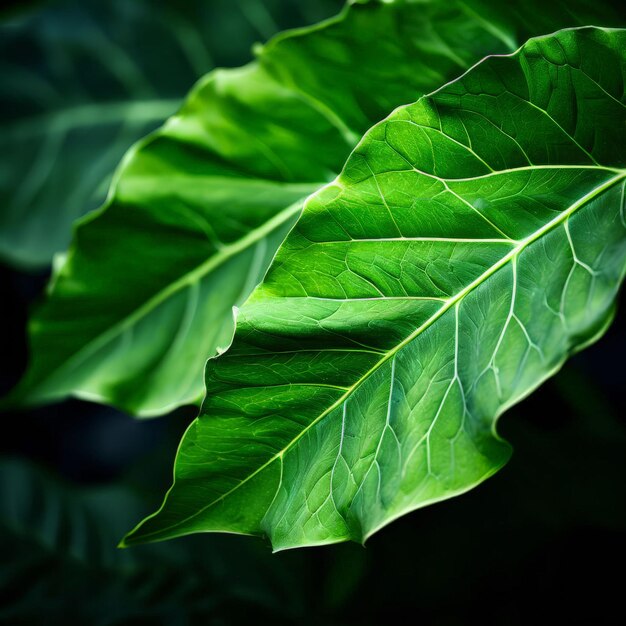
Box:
left=0, top=0, right=340, bottom=269
left=122, top=27, right=626, bottom=549
left=8, top=0, right=620, bottom=416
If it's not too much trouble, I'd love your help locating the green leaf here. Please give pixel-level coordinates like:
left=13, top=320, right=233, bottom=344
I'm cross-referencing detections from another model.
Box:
left=8, top=0, right=620, bottom=416
left=122, top=27, right=626, bottom=549
left=0, top=0, right=338, bottom=269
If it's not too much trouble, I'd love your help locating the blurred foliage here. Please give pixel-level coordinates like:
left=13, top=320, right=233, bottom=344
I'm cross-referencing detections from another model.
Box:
left=0, top=458, right=309, bottom=625
left=0, top=0, right=342, bottom=268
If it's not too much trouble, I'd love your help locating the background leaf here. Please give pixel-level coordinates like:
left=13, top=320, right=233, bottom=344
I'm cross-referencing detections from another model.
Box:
left=7, top=0, right=622, bottom=416
left=0, top=0, right=341, bottom=269
left=0, top=457, right=311, bottom=625
left=123, top=27, right=626, bottom=549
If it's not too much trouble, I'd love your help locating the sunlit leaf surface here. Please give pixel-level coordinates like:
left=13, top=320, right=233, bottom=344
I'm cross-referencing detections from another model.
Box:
left=123, top=27, right=626, bottom=549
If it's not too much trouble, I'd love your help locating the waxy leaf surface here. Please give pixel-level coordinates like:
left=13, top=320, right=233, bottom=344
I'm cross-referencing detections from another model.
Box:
left=123, top=28, right=626, bottom=549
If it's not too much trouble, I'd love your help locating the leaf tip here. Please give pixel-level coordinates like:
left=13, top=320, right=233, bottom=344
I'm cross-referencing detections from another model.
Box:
left=118, top=527, right=142, bottom=549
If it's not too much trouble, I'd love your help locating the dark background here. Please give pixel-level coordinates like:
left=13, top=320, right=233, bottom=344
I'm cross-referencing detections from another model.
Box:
left=1, top=1, right=625, bottom=624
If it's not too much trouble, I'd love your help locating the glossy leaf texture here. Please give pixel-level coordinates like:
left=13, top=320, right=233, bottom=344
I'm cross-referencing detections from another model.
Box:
left=123, top=27, right=626, bottom=549
left=0, top=0, right=339, bottom=269
left=8, top=0, right=621, bottom=416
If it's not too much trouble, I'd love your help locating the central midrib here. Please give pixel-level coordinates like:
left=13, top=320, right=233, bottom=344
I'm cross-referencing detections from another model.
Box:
left=133, top=169, right=625, bottom=541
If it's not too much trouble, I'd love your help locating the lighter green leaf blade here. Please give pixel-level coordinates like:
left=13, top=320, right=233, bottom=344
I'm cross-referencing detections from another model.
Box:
left=123, top=27, right=626, bottom=549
